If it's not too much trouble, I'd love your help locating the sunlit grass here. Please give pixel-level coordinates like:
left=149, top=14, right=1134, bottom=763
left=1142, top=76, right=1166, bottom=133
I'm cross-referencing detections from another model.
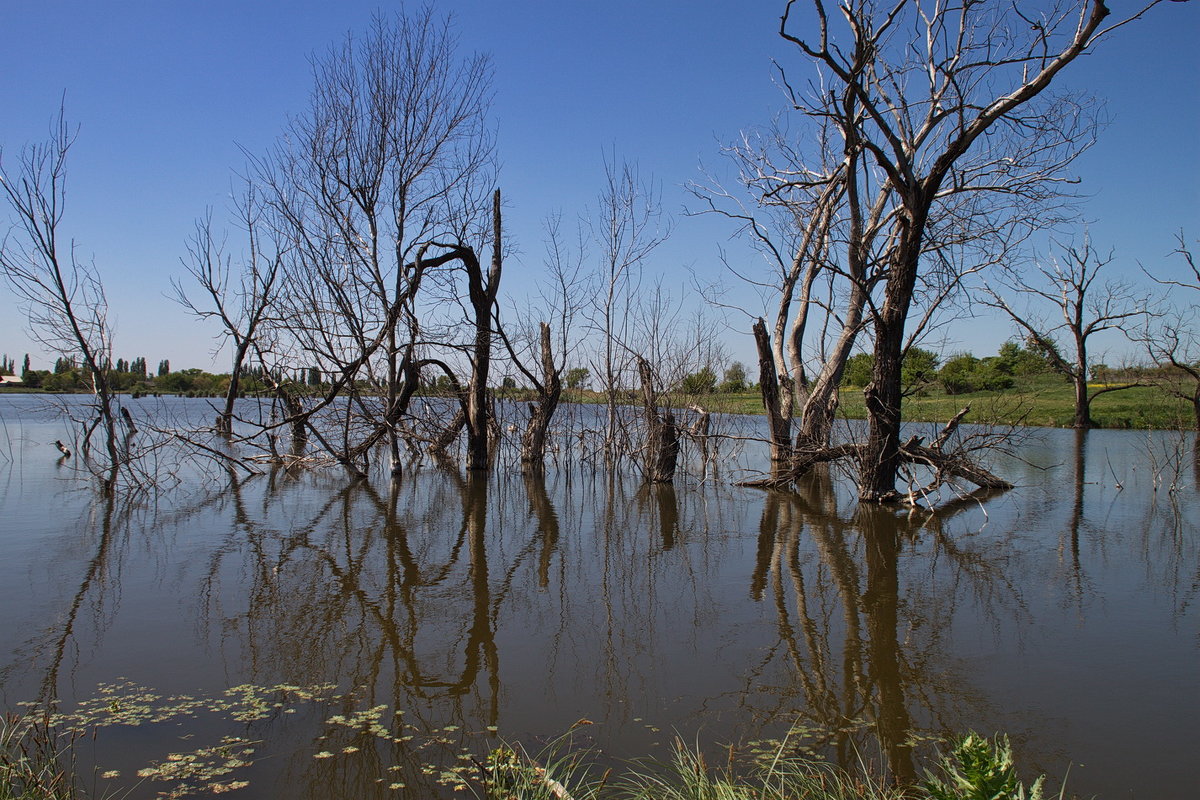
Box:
left=683, top=375, right=1194, bottom=430
left=6, top=681, right=1064, bottom=800
left=470, top=730, right=1059, bottom=800
left=1, top=713, right=79, bottom=800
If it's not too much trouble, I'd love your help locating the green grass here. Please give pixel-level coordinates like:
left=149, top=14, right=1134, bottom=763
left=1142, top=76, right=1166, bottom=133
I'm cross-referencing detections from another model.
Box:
left=675, top=375, right=1195, bottom=431
left=473, top=731, right=1059, bottom=800
left=0, top=713, right=79, bottom=800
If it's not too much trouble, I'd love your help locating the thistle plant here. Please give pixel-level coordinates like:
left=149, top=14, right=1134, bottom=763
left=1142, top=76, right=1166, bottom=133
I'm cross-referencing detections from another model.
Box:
left=922, top=733, right=1049, bottom=800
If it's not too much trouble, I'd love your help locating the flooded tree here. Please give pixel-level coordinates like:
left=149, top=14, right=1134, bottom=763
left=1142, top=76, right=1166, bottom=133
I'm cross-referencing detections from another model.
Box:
left=248, top=8, right=497, bottom=475
left=174, top=183, right=283, bottom=435
left=586, top=156, right=670, bottom=466
left=985, top=237, right=1148, bottom=429
left=0, top=107, right=125, bottom=490
left=713, top=0, right=1179, bottom=501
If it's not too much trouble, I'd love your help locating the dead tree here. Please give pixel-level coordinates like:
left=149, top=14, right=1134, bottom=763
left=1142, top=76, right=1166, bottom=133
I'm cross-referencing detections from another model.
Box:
left=0, top=106, right=122, bottom=491
left=732, top=0, right=1176, bottom=500
left=173, top=183, right=282, bottom=435
left=586, top=156, right=670, bottom=465
left=497, top=320, right=563, bottom=470
left=637, top=356, right=680, bottom=484
left=1139, top=234, right=1200, bottom=430
left=985, top=238, right=1148, bottom=429
left=255, top=8, right=494, bottom=474
left=463, top=189, right=503, bottom=470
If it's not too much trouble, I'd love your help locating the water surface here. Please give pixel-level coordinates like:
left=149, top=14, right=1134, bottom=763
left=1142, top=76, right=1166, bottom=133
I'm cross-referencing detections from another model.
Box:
left=0, top=394, right=1195, bottom=798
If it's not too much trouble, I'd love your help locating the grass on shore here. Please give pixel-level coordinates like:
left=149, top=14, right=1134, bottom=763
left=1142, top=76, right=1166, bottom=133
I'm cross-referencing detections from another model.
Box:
left=479, top=730, right=1058, bottom=800
left=558, top=374, right=1195, bottom=431
left=3, top=706, right=1059, bottom=800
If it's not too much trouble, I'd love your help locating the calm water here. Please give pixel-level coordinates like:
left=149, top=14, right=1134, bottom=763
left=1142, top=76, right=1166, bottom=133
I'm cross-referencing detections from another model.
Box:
left=0, top=394, right=1196, bottom=798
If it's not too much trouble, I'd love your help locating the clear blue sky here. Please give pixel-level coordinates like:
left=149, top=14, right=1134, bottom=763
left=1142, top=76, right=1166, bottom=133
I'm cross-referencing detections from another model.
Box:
left=2, top=1, right=1197, bottom=372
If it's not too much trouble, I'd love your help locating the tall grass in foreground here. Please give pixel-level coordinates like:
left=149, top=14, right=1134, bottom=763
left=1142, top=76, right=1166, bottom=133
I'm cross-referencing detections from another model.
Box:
left=2, top=711, right=1059, bottom=800
left=478, top=731, right=1061, bottom=800
left=0, top=713, right=79, bottom=800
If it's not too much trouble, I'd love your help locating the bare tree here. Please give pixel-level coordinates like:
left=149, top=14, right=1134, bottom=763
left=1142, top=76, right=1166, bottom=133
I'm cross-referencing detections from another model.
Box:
left=716, top=0, right=1177, bottom=501
left=586, top=155, right=670, bottom=465
left=495, top=213, right=587, bottom=470
left=986, top=237, right=1148, bottom=429
left=251, top=8, right=495, bottom=475
left=0, top=107, right=125, bottom=490
left=1138, top=233, right=1200, bottom=429
left=173, top=181, right=283, bottom=435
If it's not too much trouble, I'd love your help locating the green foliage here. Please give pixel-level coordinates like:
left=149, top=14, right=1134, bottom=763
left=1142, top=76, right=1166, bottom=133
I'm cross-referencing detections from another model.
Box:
left=19, top=370, right=46, bottom=389
left=680, top=366, right=718, bottom=395
left=1, top=713, right=79, bottom=800
left=842, top=352, right=873, bottom=387
left=995, top=340, right=1053, bottom=377
left=721, top=361, right=747, bottom=393
left=923, top=733, right=1047, bottom=800
left=939, top=354, right=1014, bottom=395
left=902, top=347, right=941, bottom=393
left=566, top=367, right=590, bottom=390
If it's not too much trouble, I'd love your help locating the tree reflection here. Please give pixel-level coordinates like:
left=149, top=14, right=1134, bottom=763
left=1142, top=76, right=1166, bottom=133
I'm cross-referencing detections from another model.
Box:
left=746, top=469, right=1023, bottom=783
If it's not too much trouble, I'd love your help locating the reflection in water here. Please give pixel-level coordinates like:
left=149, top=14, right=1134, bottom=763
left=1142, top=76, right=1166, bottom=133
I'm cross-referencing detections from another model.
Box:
left=1, top=404, right=1197, bottom=799
left=746, top=470, right=1042, bottom=783
left=748, top=472, right=920, bottom=781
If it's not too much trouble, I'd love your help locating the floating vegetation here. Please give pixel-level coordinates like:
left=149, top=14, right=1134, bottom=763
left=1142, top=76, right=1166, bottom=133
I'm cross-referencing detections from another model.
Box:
left=133, top=736, right=256, bottom=799
left=12, top=679, right=504, bottom=798
left=8, top=683, right=1061, bottom=800
left=47, top=680, right=339, bottom=731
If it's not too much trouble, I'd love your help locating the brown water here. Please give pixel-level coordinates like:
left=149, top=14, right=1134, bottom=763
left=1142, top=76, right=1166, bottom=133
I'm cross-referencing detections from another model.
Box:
left=0, top=395, right=1196, bottom=798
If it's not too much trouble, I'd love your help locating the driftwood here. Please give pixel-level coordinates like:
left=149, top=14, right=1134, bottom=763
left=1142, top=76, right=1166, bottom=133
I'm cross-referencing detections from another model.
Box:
left=740, top=405, right=1013, bottom=503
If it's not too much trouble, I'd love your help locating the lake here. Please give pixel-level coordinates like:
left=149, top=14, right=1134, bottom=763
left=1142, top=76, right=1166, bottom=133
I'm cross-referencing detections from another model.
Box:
left=0, top=394, right=1196, bottom=798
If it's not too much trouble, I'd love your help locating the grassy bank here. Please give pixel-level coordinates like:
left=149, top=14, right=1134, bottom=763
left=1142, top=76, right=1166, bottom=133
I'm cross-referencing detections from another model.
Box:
left=556, top=374, right=1195, bottom=431
left=2, top=707, right=1059, bottom=800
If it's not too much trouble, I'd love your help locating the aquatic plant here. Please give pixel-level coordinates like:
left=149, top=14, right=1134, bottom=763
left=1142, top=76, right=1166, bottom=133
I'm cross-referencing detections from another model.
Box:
left=0, top=712, right=79, bottom=800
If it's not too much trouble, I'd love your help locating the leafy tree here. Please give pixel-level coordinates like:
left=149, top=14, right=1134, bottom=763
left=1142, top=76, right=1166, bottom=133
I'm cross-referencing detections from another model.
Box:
left=21, top=354, right=30, bottom=379
left=994, top=340, right=1052, bottom=377
left=565, top=367, right=590, bottom=390
left=939, top=353, right=1014, bottom=395
left=679, top=366, right=717, bottom=395
left=901, top=347, right=941, bottom=395
left=307, top=366, right=321, bottom=387
left=841, top=353, right=873, bottom=388
left=157, top=359, right=170, bottom=377
left=721, top=361, right=747, bottom=393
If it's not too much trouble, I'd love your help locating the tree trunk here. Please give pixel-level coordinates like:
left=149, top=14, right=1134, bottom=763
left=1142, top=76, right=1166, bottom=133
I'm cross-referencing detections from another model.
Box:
left=797, top=281, right=867, bottom=448
left=637, top=357, right=679, bottom=484
left=860, top=321, right=906, bottom=501
left=753, top=318, right=792, bottom=466
left=520, top=322, right=562, bottom=470
left=1072, top=375, right=1096, bottom=429
left=466, top=189, right=503, bottom=470
left=859, top=219, right=925, bottom=502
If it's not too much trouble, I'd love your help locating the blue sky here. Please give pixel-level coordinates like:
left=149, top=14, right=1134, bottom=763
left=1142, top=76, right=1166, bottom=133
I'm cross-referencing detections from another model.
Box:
left=2, top=1, right=1197, bottom=372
